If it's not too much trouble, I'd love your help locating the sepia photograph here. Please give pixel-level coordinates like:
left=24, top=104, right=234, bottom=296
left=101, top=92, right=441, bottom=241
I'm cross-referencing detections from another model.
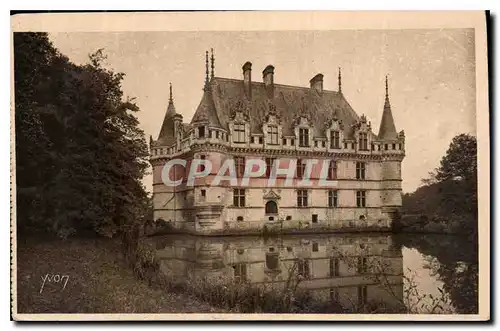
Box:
left=10, top=11, right=489, bottom=321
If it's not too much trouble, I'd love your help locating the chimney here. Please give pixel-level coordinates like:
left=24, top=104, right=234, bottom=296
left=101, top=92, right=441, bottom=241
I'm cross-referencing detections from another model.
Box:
left=310, top=73, right=324, bottom=93
left=243, top=61, right=252, bottom=99
left=263, top=65, right=275, bottom=96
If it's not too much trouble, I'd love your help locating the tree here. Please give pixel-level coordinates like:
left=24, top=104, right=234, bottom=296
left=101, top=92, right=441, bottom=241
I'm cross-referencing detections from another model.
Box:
left=14, top=33, right=149, bottom=238
left=435, top=134, right=477, bottom=183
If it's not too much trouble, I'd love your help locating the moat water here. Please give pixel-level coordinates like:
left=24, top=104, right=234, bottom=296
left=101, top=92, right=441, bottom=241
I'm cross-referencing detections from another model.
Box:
left=150, top=232, right=478, bottom=314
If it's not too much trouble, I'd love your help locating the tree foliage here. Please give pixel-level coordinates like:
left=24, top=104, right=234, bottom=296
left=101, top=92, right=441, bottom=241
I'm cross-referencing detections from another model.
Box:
left=14, top=33, right=150, bottom=238
left=402, top=133, right=477, bottom=233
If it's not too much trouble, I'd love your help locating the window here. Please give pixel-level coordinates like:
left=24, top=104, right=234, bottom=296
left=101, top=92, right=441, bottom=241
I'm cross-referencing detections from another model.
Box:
left=299, top=128, right=309, bottom=147
left=215, top=131, right=219, bottom=139
left=234, top=263, right=247, bottom=282
left=233, top=123, right=246, bottom=143
left=322, top=141, right=326, bottom=148
left=286, top=216, right=292, bottom=221
left=237, top=216, right=244, bottom=222
left=291, top=139, right=295, bottom=145
left=265, top=201, right=278, bottom=214
left=265, top=158, right=275, bottom=177
left=199, top=155, right=206, bottom=172
left=359, top=132, right=368, bottom=150
left=296, top=161, right=304, bottom=178
left=384, top=144, right=388, bottom=150
left=392, top=143, right=396, bottom=150
left=358, top=286, right=368, bottom=306
left=312, top=214, right=318, bottom=223
left=314, top=141, right=318, bottom=147
left=330, top=130, right=340, bottom=149
left=356, top=162, right=366, bottom=180
left=259, top=137, right=263, bottom=144
left=198, top=126, right=205, bottom=138
left=330, top=257, right=340, bottom=277
left=297, top=190, right=308, bottom=207
left=357, top=257, right=368, bottom=274
left=201, top=189, right=206, bottom=199
left=352, top=143, right=356, bottom=149
left=282, top=138, right=287, bottom=145
left=356, top=190, right=366, bottom=207
left=233, top=189, right=245, bottom=207
left=328, top=190, right=338, bottom=207
left=312, top=243, right=319, bottom=252
left=266, top=252, right=279, bottom=270
left=235, top=157, right=245, bottom=177
left=344, top=142, right=348, bottom=149
left=251, top=137, right=255, bottom=143
left=371, top=143, right=375, bottom=151
left=328, top=160, right=337, bottom=180
left=330, top=288, right=339, bottom=302
left=267, top=126, right=279, bottom=145
left=297, top=259, right=310, bottom=279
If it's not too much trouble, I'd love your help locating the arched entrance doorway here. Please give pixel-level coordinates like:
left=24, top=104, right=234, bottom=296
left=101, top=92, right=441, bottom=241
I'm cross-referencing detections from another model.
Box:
left=265, top=200, right=278, bottom=215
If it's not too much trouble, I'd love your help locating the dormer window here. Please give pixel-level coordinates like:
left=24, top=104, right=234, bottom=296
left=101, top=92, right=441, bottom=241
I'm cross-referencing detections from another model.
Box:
left=267, top=126, right=279, bottom=145
left=299, top=128, right=309, bottom=147
left=198, top=126, right=205, bottom=138
left=233, top=123, right=245, bottom=143
left=330, top=130, right=340, bottom=149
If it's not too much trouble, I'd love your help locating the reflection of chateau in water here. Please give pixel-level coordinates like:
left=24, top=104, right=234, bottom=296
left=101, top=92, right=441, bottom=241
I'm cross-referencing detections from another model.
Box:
left=153, top=233, right=404, bottom=311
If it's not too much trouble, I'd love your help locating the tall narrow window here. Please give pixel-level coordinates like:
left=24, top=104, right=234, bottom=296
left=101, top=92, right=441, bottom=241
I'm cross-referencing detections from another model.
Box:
left=358, top=286, right=368, bottom=306
left=359, top=132, right=368, bottom=150
left=357, top=257, right=368, bottom=274
left=328, top=160, right=337, bottom=180
left=328, top=190, right=338, bottom=207
left=198, top=126, right=205, bottom=138
left=234, top=157, right=245, bottom=178
left=296, top=159, right=305, bottom=178
left=234, top=263, right=247, bottom=282
left=267, top=126, right=279, bottom=145
left=355, top=162, right=366, bottom=180
left=297, top=190, right=308, bottom=207
left=299, top=128, right=309, bottom=147
left=233, top=123, right=246, bottom=143
left=297, top=259, right=310, bottom=279
left=330, top=257, right=340, bottom=277
left=265, top=158, right=275, bottom=177
left=330, top=288, right=339, bottom=302
left=233, top=189, right=246, bottom=207
left=330, top=130, right=340, bottom=149
left=199, top=155, right=206, bottom=172
left=356, top=190, right=366, bottom=207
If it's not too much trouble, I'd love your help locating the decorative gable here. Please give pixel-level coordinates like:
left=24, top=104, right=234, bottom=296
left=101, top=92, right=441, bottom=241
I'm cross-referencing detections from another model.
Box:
left=263, top=190, right=281, bottom=200
left=230, top=100, right=250, bottom=123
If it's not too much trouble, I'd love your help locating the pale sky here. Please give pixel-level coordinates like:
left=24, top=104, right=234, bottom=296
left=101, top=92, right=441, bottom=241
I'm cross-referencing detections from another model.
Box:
left=49, top=29, right=476, bottom=193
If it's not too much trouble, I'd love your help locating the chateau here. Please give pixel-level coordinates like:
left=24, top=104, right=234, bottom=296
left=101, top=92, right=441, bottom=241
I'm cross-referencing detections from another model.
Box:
left=149, top=50, right=405, bottom=235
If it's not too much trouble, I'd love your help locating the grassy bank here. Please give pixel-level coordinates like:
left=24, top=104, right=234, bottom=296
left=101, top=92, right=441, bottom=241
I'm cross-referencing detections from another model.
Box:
left=16, top=236, right=223, bottom=314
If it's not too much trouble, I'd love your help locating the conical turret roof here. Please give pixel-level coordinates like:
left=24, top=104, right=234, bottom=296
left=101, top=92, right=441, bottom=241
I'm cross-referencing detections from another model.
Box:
left=378, top=76, right=398, bottom=140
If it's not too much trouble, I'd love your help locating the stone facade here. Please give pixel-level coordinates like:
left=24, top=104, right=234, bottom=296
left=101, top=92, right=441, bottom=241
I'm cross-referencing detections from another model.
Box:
left=150, top=50, right=405, bottom=235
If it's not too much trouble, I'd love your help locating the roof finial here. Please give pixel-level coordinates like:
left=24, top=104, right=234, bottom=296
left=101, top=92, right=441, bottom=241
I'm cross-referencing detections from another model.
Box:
left=169, top=82, right=173, bottom=103
left=338, top=67, right=342, bottom=94
left=204, top=50, right=209, bottom=91
left=210, top=48, right=215, bottom=79
left=385, top=74, right=389, bottom=100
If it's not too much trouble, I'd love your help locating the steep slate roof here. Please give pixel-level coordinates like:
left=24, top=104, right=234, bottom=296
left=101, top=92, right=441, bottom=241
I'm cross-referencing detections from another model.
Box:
left=377, top=77, right=398, bottom=140
left=191, top=77, right=361, bottom=139
left=157, top=85, right=178, bottom=146
left=191, top=88, right=222, bottom=127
